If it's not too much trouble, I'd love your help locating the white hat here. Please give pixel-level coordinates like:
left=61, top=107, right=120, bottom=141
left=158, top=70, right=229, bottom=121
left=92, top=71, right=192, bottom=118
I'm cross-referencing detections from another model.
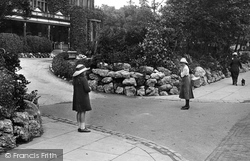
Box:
left=180, top=58, right=188, bottom=64
left=73, top=64, right=90, bottom=77
left=232, top=52, right=238, bottom=56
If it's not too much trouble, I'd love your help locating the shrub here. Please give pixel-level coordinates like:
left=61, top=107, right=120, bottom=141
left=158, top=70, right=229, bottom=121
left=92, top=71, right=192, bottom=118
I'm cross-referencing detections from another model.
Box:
left=0, top=33, right=24, bottom=53
left=24, top=36, right=52, bottom=53
left=240, top=51, right=250, bottom=64
left=52, top=52, right=75, bottom=79
left=0, top=47, right=21, bottom=72
left=0, top=68, right=29, bottom=119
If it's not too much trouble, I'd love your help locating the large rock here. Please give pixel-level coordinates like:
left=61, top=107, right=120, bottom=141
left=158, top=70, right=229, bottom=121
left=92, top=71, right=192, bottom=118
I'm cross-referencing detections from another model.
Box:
left=88, top=80, right=98, bottom=91
left=139, top=66, right=154, bottom=75
left=103, top=83, right=114, bottom=94
left=89, top=73, right=101, bottom=81
left=97, top=85, right=104, bottom=92
left=115, top=87, right=124, bottom=94
left=150, top=72, right=165, bottom=80
left=113, top=63, right=131, bottom=71
left=173, top=80, right=180, bottom=87
left=146, top=79, right=157, bottom=87
left=194, top=66, right=206, bottom=77
left=158, top=76, right=172, bottom=86
left=171, top=74, right=180, bottom=80
left=107, top=70, right=130, bottom=79
left=137, top=86, right=145, bottom=96
left=118, top=70, right=131, bottom=79
left=102, top=77, right=113, bottom=84
left=124, top=86, right=136, bottom=96
left=200, top=76, right=208, bottom=86
left=192, top=76, right=202, bottom=88
left=122, top=78, right=137, bottom=86
left=159, top=84, right=172, bottom=92
left=92, top=69, right=109, bottom=77
left=169, top=86, right=179, bottom=95
left=130, top=72, right=144, bottom=79
left=160, top=91, right=168, bottom=96
left=157, top=67, right=171, bottom=76
left=146, top=87, right=159, bottom=96
left=0, top=119, right=13, bottom=134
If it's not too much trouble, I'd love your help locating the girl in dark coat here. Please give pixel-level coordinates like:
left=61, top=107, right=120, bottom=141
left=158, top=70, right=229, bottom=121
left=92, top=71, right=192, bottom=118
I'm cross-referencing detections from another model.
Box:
left=229, top=52, right=242, bottom=86
left=73, top=64, right=91, bottom=132
left=179, top=58, right=194, bottom=110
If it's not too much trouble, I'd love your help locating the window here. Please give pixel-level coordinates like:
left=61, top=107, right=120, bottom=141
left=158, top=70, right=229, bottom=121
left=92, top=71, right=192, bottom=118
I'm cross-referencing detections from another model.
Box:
left=30, top=0, right=48, bottom=12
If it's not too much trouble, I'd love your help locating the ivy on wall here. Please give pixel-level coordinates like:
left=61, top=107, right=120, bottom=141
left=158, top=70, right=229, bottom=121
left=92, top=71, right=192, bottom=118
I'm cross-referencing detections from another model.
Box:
left=69, top=6, right=103, bottom=55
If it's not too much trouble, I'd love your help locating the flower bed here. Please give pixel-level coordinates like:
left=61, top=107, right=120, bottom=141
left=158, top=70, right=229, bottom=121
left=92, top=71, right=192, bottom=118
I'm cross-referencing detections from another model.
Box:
left=18, top=53, right=52, bottom=58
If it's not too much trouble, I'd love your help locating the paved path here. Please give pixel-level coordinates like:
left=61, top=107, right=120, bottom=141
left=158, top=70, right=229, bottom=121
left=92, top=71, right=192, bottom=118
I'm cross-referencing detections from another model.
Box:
left=15, top=58, right=182, bottom=161
left=3, top=117, right=174, bottom=161
left=15, top=58, right=250, bottom=161
left=153, top=70, right=250, bottom=103
left=205, top=112, right=250, bottom=161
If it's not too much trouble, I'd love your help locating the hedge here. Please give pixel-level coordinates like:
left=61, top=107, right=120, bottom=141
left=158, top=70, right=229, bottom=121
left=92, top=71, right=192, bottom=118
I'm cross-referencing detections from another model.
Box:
left=0, top=33, right=24, bottom=53
left=52, top=52, right=76, bottom=79
left=25, top=35, right=53, bottom=53
left=0, top=33, right=53, bottom=54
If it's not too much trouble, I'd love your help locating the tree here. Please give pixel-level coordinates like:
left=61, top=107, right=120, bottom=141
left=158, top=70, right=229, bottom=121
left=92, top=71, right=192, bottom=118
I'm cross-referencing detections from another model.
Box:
left=127, top=0, right=135, bottom=6
left=161, top=0, right=250, bottom=60
left=0, top=0, right=31, bottom=20
left=97, top=3, right=156, bottom=65
left=139, top=0, right=149, bottom=8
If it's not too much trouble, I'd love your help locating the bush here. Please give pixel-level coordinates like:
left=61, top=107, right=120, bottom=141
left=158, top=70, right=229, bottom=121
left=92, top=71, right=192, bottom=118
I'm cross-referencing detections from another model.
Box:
left=0, top=47, right=21, bottom=73
left=24, top=36, right=52, bottom=53
left=0, top=33, right=24, bottom=53
left=240, top=51, right=250, bottom=64
left=52, top=52, right=75, bottom=79
left=0, top=67, right=29, bottom=119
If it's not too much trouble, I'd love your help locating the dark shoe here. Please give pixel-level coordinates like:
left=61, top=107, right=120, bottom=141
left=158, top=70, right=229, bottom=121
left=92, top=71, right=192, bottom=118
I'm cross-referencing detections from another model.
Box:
left=181, top=106, right=190, bottom=110
left=78, top=128, right=91, bottom=133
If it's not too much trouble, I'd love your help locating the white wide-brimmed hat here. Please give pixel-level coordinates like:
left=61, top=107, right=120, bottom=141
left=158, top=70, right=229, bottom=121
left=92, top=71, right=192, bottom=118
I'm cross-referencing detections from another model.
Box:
left=180, top=58, right=188, bottom=64
left=232, top=52, right=238, bottom=56
left=73, top=64, right=90, bottom=77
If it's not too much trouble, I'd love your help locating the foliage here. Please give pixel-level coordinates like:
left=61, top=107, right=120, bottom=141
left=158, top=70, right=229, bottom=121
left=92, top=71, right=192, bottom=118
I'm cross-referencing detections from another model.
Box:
left=96, top=5, right=155, bottom=66
left=240, top=51, right=250, bottom=64
left=52, top=52, right=75, bottom=79
left=24, top=36, right=52, bottom=53
left=0, top=33, right=24, bottom=53
left=47, top=0, right=70, bottom=15
left=0, top=67, right=29, bottom=118
left=161, top=0, right=250, bottom=60
left=139, top=22, right=180, bottom=69
left=69, top=6, right=103, bottom=55
left=0, top=0, right=31, bottom=22
left=1, top=51, right=21, bottom=72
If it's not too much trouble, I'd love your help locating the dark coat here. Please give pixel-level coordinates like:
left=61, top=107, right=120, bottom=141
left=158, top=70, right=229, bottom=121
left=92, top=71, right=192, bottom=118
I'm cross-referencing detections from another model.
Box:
left=72, top=74, right=91, bottom=112
left=179, top=75, right=194, bottom=100
left=230, top=57, right=242, bottom=73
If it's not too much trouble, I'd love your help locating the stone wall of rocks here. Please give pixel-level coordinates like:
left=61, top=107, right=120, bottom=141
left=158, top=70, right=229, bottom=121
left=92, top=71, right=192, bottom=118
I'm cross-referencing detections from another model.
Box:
left=87, top=63, right=233, bottom=97
left=0, top=100, right=43, bottom=153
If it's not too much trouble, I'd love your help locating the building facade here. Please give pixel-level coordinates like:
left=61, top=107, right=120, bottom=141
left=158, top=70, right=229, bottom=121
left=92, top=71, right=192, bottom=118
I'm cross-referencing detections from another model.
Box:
left=1, top=0, right=99, bottom=50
